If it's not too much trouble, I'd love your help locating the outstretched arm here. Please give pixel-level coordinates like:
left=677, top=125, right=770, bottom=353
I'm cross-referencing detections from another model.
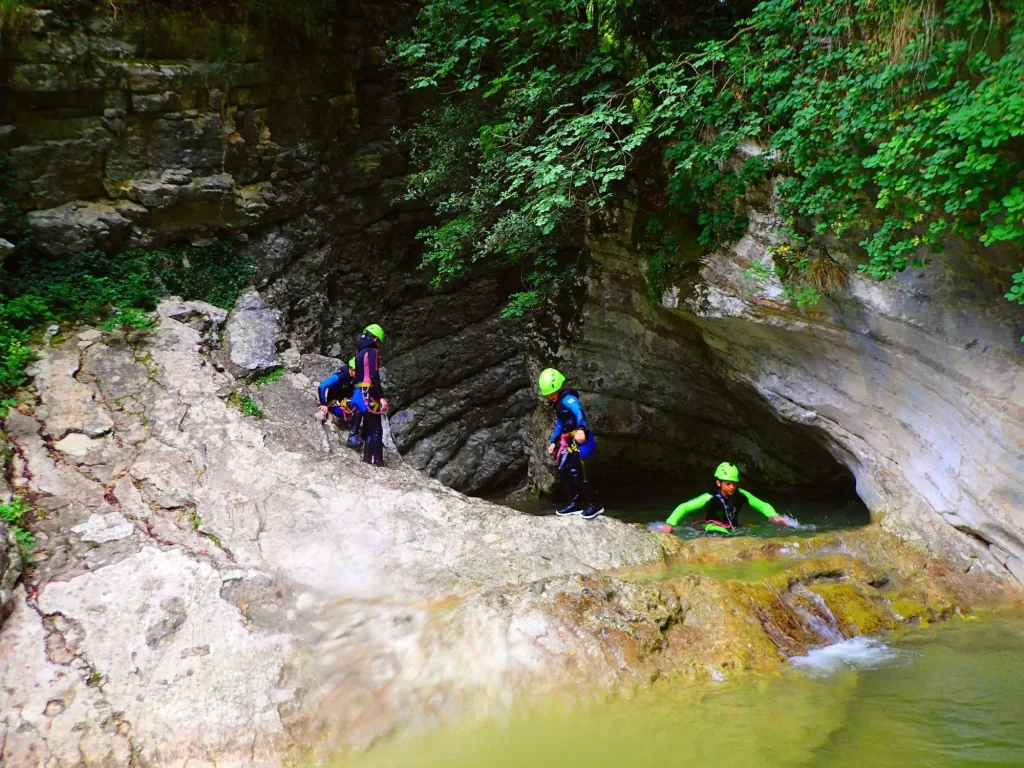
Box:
left=318, top=373, right=340, bottom=405
left=739, top=489, right=788, bottom=526
left=666, top=493, right=713, bottom=526
left=549, top=414, right=564, bottom=445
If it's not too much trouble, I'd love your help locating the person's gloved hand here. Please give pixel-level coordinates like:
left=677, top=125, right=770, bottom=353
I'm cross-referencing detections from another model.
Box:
left=574, top=429, right=586, bottom=444
left=658, top=523, right=674, bottom=534
left=768, top=516, right=789, bottom=526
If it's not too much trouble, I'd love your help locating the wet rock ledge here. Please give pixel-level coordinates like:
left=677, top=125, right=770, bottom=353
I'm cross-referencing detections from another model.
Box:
left=0, top=298, right=1018, bottom=766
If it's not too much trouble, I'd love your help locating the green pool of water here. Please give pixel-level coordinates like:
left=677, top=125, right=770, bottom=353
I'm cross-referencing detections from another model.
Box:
left=333, top=616, right=1024, bottom=768
left=497, top=489, right=870, bottom=538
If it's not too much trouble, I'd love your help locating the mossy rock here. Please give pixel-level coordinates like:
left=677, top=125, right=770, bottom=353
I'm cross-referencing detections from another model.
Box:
left=809, top=583, right=899, bottom=636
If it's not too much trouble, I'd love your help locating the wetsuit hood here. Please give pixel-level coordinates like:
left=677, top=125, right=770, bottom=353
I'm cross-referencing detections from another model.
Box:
left=356, top=334, right=378, bottom=351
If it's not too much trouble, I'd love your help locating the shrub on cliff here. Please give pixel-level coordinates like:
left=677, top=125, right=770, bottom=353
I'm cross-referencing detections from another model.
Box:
left=0, top=237, right=256, bottom=406
left=397, top=0, right=1024, bottom=321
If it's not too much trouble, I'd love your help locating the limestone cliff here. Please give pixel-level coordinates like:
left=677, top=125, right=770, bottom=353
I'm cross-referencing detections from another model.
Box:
left=0, top=298, right=1015, bottom=765
left=1, top=4, right=533, bottom=494
left=667, top=164, right=1024, bottom=582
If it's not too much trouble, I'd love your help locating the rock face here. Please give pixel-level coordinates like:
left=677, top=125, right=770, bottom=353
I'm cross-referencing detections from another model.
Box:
left=0, top=300, right=1017, bottom=765
left=671, top=177, right=1024, bottom=581
left=2, top=8, right=852, bottom=497
left=223, top=289, right=282, bottom=378
left=0, top=301, right=665, bottom=765
left=0, top=520, right=22, bottom=627
left=527, top=206, right=856, bottom=493
left=0, top=6, right=541, bottom=493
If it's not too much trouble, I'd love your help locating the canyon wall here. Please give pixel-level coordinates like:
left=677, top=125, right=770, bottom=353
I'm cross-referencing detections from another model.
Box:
left=669, top=162, right=1024, bottom=579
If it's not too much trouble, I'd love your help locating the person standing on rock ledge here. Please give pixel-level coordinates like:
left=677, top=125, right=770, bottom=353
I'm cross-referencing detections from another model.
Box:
left=657, top=462, right=790, bottom=534
left=352, top=324, right=389, bottom=467
left=539, top=368, right=604, bottom=520
left=317, top=357, right=364, bottom=450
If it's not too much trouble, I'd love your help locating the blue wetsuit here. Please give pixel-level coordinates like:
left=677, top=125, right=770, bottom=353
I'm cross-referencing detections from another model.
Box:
left=317, top=366, right=363, bottom=446
left=549, top=388, right=599, bottom=509
left=318, top=368, right=356, bottom=420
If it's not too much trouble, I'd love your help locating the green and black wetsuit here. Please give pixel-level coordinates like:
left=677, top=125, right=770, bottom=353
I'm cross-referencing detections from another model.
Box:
left=666, top=489, right=778, bottom=534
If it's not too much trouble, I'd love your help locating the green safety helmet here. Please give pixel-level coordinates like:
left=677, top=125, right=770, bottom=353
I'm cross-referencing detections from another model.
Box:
left=714, top=462, right=740, bottom=483
left=363, top=323, right=384, bottom=342
left=348, top=357, right=356, bottom=370
left=537, top=368, right=566, bottom=397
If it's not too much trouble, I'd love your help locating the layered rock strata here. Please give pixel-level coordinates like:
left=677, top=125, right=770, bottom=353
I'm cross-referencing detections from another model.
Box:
left=673, top=170, right=1024, bottom=581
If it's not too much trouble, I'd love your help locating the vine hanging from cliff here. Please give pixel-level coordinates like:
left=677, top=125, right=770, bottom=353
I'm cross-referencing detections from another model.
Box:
left=397, top=0, right=1024, bottom=323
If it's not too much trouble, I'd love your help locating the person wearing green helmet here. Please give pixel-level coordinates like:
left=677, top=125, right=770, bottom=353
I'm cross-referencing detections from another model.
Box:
left=539, top=367, right=604, bottom=520
left=657, top=462, right=790, bottom=534
left=352, top=324, right=389, bottom=466
left=316, top=357, right=363, bottom=449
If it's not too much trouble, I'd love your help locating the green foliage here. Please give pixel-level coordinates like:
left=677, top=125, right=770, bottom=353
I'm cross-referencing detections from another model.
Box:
left=229, top=392, right=264, bottom=418
left=251, top=366, right=285, bottom=385
left=0, top=155, right=31, bottom=248
left=394, top=0, right=749, bottom=312
left=241, top=396, right=263, bottom=418
left=1006, top=269, right=1024, bottom=340
left=399, top=0, right=1024, bottom=333
left=0, top=495, right=35, bottom=553
left=0, top=239, right=255, bottom=399
left=101, top=308, right=156, bottom=333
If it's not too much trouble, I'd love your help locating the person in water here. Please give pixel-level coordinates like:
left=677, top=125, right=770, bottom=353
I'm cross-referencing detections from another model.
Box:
left=352, top=323, right=388, bottom=467
left=317, top=357, right=364, bottom=449
left=657, top=462, right=789, bottom=534
left=538, top=367, right=604, bottom=520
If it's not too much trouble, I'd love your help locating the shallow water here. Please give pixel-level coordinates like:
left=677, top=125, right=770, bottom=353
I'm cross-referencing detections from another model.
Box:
left=499, top=487, right=870, bottom=536
left=332, top=616, right=1024, bottom=768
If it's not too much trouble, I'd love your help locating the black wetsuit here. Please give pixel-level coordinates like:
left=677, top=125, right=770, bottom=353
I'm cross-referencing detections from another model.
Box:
left=353, top=334, right=385, bottom=466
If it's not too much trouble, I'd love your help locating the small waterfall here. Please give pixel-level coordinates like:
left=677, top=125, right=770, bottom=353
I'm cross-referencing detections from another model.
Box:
left=789, top=584, right=844, bottom=645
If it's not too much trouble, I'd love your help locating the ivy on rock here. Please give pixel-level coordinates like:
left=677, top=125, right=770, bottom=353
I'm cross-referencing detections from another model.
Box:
left=396, top=0, right=1024, bottom=331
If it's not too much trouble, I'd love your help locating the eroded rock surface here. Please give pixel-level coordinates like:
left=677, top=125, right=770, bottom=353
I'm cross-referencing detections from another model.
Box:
left=0, top=302, right=663, bottom=765
left=675, top=174, right=1024, bottom=582
left=1, top=300, right=1018, bottom=765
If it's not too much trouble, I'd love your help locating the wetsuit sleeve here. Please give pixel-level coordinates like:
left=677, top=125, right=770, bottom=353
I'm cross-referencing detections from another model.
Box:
left=318, top=373, right=341, bottom=405
left=739, top=489, right=778, bottom=518
left=666, top=493, right=713, bottom=526
left=567, top=398, right=587, bottom=429
left=549, top=414, right=563, bottom=444
left=367, top=348, right=384, bottom=399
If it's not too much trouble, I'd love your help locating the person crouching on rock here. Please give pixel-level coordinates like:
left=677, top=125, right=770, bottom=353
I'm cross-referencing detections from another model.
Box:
left=352, top=323, right=388, bottom=467
left=317, top=357, right=364, bottom=450
left=658, top=462, right=790, bottom=534
left=538, top=368, right=604, bottom=520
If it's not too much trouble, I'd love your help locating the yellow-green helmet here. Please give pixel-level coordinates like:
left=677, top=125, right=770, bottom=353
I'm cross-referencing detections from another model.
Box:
left=348, top=357, right=356, bottom=370
left=363, top=323, right=384, bottom=342
left=537, top=368, right=566, bottom=397
left=714, top=462, right=740, bottom=483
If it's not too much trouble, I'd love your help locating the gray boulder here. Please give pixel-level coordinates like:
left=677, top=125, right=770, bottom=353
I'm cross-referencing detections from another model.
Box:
left=223, top=289, right=282, bottom=379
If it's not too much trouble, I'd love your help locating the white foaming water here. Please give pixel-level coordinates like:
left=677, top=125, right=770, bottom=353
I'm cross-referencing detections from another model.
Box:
left=780, top=515, right=815, bottom=530
left=790, top=637, right=902, bottom=676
